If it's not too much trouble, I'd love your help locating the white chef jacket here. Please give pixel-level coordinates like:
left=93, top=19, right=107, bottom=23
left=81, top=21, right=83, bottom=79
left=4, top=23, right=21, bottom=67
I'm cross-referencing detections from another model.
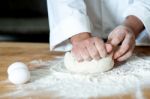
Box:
left=47, top=0, right=150, bottom=51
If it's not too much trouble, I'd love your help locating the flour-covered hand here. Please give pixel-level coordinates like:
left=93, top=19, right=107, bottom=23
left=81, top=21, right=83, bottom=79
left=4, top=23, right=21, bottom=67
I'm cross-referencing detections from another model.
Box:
left=108, top=25, right=135, bottom=61
left=70, top=33, right=112, bottom=62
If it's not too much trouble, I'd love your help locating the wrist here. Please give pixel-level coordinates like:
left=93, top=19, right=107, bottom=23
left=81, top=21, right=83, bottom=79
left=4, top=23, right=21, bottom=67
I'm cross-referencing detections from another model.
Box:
left=123, top=15, right=144, bottom=38
left=121, top=24, right=134, bottom=35
left=70, top=32, right=91, bottom=44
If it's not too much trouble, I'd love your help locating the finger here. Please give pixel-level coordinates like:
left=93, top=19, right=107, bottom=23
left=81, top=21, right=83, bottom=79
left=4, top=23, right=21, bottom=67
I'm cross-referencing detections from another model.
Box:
left=76, top=54, right=84, bottom=62
left=108, top=32, right=125, bottom=46
left=117, top=49, right=133, bottom=61
left=71, top=48, right=84, bottom=62
left=117, top=39, right=135, bottom=61
left=93, top=37, right=107, bottom=58
left=80, top=47, right=92, bottom=61
left=86, top=40, right=100, bottom=60
left=105, top=43, right=113, bottom=53
left=114, top=34, right=131, bottom=59
left=87, top=45, right=100, bottom=60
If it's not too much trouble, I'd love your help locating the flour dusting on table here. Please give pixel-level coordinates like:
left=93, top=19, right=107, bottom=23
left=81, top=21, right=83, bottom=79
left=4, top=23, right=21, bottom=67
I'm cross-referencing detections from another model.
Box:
left=1, top=54, right=150, bottom=98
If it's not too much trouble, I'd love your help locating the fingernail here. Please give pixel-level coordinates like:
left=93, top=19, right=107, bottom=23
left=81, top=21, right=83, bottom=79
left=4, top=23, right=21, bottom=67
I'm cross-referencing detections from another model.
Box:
left=107, top=49, right=112, bottom=53
left=106, top=44, right=113, bottom=53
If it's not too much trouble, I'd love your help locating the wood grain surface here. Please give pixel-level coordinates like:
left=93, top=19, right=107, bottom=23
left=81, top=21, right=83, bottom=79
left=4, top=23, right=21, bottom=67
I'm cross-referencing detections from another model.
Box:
left=0, top=42, right=150, bottom=99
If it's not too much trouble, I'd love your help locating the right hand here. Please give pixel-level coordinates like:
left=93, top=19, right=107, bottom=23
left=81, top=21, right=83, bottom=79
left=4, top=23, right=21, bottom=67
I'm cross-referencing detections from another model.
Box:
left=70, top=32, right=113, bottom=62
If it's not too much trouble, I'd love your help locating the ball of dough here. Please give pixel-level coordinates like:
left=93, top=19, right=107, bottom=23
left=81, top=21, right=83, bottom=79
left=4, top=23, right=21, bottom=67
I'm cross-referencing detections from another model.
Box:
left=7, top=62, right=30, bottom=84
left=7, top=62, right=28, bottom=75
left=8, top=68, right=30, bottom=85
left=64, top=52, right=114, bottom=73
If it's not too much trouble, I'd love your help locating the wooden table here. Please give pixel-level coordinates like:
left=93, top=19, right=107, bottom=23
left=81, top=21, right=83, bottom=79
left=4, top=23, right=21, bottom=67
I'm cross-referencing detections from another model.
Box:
left=0, top=42, right=150, bottom=99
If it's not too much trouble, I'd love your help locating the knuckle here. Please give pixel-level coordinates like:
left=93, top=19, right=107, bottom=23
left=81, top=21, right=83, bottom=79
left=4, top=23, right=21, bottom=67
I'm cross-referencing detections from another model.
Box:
left=96, top=40, right=104, bottom=46
left=93, top=37, right=98, bottom=40
left=93, top=37, right=101, bottom=42
left=84, top=39, right=91, bottom=45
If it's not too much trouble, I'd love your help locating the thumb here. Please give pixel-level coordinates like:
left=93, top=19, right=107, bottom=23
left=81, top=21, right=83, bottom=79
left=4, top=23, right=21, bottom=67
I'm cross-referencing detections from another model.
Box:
left=105, top=43, right=113, bottom=53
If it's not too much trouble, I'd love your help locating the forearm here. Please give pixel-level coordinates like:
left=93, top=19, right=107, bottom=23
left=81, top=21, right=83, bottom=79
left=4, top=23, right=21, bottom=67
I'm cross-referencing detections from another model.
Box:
left=123, top=15, right=145, bottom=38
left=47, top=0, right=92, bottom=51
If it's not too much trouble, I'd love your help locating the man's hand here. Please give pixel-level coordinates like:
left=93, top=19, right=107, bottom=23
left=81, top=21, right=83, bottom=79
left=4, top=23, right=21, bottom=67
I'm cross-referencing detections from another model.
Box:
left=108, top=25, right=135, bottom=61
left=108, top=15, right=144, bottom=62
left=70, top=33, right=112, bottom=62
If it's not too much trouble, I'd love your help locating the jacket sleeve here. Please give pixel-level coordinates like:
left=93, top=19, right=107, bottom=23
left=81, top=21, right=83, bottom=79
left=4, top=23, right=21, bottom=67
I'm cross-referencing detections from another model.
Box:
left=124, top=0, right=150, bottom=34
left=47, top=0, right=92, bottom=51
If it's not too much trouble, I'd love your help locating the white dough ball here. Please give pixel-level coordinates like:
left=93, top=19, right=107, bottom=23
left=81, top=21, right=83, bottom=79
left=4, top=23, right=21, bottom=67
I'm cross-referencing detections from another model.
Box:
left=8, top=68, right=30, bottom=84
left=64, top=52, right=114, bottom=74
left=7, top=62, right=28, bottom=75
left=7, top=62, right=30, bottom=84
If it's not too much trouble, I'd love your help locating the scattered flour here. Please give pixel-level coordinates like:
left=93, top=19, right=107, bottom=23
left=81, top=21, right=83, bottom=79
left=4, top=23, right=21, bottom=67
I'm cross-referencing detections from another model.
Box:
left=1, top=54, right=150, bottom=98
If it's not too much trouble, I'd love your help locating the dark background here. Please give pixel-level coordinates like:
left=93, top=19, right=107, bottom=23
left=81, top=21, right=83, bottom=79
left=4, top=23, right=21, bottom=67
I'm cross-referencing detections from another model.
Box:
left=0, top=0, right=49, bottom=42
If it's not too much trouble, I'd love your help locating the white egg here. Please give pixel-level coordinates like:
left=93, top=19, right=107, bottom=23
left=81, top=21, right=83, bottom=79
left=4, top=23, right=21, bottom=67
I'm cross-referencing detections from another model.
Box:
left=7, top=62, right=28, bottom=75
left=7, top=62, right=30, bottom=85
left=8, top=68, right=30, bottom=85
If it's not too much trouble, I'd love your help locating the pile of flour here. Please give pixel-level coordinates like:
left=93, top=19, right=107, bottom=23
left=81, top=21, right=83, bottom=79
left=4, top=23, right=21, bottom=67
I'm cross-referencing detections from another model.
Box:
left=1, top=54, right=150, bottom=98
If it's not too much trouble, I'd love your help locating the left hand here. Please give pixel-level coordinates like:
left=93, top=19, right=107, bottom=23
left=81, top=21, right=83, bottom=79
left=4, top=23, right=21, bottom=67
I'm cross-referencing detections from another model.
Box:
left=108, top=25, right=135, bottom=61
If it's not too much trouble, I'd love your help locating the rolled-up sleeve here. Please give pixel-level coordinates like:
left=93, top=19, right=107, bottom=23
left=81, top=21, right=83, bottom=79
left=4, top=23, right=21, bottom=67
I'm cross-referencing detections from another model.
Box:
left=124, top=0, right=150, bottom=34
left=47, top=0, right=92, bottom=51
